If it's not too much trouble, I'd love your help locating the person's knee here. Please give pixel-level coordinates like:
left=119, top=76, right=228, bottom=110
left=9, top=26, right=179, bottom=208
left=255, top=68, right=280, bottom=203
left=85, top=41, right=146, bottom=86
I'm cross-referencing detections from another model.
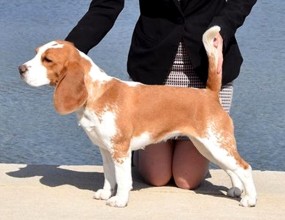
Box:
left=172, top=164, right=209, bottom=190
left=135, top=141, right=173, bottom=186
left=145, top=174, right=172, bottom=187
left=173, top=174, right=203, bottom=190
left=172, top=140, right=209, bottom=189
left=139, top=165, right=172, bottom=186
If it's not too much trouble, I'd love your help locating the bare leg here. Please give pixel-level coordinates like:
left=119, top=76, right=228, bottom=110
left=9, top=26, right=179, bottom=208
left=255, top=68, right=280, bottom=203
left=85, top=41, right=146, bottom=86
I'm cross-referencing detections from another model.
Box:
left=134, top=140, right=209, bottom=189
left=134, top=141, right=173, bottom=186
left=172, top=140, right=209, bottom=189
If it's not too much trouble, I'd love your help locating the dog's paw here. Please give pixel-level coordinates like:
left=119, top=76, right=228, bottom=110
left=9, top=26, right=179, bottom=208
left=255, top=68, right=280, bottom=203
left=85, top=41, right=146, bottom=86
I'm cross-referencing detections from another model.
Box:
left=94, top=189, right=112, bottom=200
left=106, top=196, right=128, bottom=208
left=227, top=187, right=243, bottom=198
left=239, top=195, right=257, bottom=207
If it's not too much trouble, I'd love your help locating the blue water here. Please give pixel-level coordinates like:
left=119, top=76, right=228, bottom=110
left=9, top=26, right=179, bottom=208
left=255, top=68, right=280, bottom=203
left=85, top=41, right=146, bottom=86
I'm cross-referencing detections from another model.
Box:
left=0, top=0, right=284, bottom=170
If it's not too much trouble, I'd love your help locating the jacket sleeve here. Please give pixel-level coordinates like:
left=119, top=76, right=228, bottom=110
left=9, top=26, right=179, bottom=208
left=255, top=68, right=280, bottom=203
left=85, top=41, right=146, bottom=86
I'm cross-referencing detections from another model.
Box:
left=65, top=0, right=124, bottom=54
left=208, top=0, right=257, bottom=48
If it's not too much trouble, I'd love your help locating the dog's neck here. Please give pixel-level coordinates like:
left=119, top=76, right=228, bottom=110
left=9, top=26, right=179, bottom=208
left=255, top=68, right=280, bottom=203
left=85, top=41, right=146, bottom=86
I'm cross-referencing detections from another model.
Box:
left=79, top=51, right=112, bottom=83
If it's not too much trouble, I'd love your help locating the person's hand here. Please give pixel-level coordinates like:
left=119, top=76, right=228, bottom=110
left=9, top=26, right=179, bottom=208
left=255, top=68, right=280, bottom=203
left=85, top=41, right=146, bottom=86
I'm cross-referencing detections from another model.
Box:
left=213, top=32, right=223, bottom=74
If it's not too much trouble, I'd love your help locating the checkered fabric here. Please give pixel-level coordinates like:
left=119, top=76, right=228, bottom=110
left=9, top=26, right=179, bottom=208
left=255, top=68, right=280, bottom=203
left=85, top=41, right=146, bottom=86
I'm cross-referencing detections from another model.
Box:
left=165, top=42, right=233, bottom=113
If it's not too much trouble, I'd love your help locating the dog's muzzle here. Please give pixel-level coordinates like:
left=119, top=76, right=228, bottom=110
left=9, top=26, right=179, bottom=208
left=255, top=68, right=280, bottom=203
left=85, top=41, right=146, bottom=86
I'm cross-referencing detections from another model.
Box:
left=19, top=64, right=28, bottom=74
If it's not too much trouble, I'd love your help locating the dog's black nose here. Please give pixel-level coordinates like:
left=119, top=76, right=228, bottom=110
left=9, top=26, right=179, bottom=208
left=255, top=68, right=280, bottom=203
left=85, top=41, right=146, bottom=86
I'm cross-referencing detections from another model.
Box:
left=18, top=65, right=28, bottom=75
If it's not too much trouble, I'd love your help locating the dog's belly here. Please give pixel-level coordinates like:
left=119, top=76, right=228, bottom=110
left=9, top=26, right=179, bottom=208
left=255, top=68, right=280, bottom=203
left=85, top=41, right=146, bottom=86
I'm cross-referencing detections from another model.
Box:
left=130, top=130, right=184, bottom=151
left=130, top=132, right=153, bottom=151
left=77, top=108, right=187, bottom=152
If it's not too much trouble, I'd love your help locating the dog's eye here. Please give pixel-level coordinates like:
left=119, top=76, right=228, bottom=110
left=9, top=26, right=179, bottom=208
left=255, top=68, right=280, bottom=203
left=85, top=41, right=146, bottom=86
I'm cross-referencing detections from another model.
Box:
left=43, top=57, right=53, bottom=63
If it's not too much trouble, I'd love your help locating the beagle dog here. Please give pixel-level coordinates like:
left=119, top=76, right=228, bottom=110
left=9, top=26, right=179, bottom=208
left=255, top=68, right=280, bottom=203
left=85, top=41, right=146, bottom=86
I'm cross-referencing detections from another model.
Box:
left=19, top=26, right=256, bottom=208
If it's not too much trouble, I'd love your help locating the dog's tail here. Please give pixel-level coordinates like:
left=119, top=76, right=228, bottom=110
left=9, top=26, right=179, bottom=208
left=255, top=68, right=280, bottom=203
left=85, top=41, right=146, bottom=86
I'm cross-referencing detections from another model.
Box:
left=202, top=26, right=222, bottom=93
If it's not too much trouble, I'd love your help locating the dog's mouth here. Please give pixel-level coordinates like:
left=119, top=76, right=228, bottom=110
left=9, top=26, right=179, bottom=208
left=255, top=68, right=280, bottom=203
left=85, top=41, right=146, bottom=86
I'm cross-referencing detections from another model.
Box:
left=19, top=72, right=26, bottom=81
left=19, top=70, right=28, bottom=83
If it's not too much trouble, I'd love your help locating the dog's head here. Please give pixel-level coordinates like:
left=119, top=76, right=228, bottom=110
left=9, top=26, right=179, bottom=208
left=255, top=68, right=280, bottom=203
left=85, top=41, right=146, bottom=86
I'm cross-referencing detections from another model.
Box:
left=19, top=40, right=88, bottom=115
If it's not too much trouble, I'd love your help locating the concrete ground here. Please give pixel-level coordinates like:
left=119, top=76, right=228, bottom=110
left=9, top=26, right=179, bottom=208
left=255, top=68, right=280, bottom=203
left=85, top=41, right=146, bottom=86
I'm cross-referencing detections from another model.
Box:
left=0, top=164, right=284, bottom=220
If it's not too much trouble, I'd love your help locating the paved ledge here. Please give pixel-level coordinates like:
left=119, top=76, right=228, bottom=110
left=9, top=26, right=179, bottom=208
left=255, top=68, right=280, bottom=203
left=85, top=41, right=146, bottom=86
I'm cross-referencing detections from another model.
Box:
left=0, top=164, right=284, bottom=220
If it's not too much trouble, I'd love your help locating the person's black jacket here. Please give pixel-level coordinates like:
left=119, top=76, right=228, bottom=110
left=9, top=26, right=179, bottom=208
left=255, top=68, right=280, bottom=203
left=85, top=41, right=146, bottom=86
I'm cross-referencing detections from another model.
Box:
left=66, top=0, right=256, bottom=85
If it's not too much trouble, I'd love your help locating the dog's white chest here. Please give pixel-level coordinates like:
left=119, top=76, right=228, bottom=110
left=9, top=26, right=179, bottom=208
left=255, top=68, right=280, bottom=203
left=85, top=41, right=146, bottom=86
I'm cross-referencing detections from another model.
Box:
left=77, top=108, right=117, bottom=149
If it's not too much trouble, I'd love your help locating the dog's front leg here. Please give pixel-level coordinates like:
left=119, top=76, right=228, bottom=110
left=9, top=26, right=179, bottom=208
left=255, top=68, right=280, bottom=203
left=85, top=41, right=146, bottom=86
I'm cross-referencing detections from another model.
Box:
left=106, top=151, right=133, bottom=208
left=94, top=148, right=116, bottom=200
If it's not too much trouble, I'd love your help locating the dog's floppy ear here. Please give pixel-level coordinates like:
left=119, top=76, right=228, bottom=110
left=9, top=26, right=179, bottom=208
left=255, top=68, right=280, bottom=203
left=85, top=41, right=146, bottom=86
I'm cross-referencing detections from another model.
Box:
left=54, top=62, right=88, bottom=115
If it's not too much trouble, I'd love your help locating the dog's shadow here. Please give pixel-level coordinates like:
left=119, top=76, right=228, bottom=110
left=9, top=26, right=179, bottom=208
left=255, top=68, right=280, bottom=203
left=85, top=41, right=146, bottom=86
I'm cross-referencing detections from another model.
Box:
left=6, top=165, right=236, bottom=201
left=6, top=165, right=149, bottom=192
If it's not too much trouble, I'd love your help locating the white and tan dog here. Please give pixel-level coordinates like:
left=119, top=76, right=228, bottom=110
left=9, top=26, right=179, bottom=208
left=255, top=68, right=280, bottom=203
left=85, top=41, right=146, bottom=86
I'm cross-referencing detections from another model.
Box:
left=19, top=26, right=256, bottom=207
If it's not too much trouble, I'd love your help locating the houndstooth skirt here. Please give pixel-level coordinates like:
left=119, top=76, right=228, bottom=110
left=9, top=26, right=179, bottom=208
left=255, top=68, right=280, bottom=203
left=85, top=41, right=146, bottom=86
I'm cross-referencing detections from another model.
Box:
left=165, top=42, right=233, bottom=113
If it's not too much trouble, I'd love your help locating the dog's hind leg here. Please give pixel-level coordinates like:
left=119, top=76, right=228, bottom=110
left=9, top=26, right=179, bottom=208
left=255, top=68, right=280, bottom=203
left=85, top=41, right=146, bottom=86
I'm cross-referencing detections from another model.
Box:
left=230, top=165, right=257, bottom=207
left=226, top=170, right=244, bottom=198
left=190, top=133, right=257, bottom=207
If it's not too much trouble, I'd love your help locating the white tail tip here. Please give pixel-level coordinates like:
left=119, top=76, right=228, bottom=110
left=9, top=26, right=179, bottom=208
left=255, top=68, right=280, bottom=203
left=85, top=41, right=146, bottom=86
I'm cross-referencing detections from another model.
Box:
left=202, top=26, right=221, bottom=56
